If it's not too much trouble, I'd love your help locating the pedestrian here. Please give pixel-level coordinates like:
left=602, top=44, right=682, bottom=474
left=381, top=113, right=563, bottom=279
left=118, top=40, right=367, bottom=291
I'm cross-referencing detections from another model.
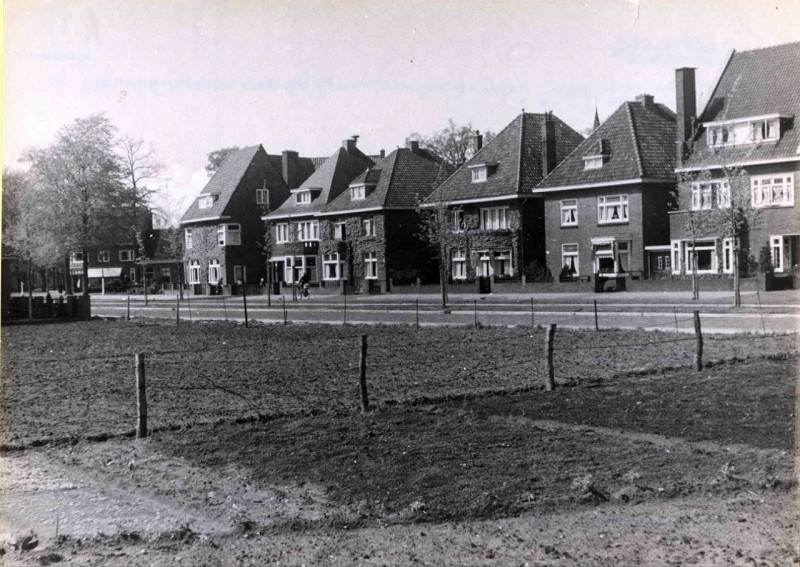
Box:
left=298, top=273, right=310, bottom=299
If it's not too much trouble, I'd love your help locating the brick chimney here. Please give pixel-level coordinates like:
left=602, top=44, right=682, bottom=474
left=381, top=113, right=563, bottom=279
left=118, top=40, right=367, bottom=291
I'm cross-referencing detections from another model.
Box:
left=475, top=130, right=483, bottom=151
left=541, top=112, right=557, bottom=176
left=281, top=150, right=301, bottom=189
left=380, top=149, right=385, bottom=158
left=675, top=67, right=697, bottom=167
left=635, top=94, right=655, bottom=110
left=407, top=140, right=420, bottom=154
left=343, top=137, right=358, bottom=153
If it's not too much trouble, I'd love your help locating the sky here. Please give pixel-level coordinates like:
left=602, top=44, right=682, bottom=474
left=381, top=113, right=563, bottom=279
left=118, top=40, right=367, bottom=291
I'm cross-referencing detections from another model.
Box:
left=4, top=0, right=799, bottom=219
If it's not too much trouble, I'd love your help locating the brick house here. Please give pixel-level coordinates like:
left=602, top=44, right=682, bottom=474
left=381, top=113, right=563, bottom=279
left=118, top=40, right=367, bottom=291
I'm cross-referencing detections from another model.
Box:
left=316, top=141, right=454, bottom=292
left=265, top=138, right=375, bottom=289
left=670, top=42, right=800, bottom=281
left=424, top=112, right=584, bottom=292
left=180, top=145, right=317, bottom=293
left=534, top=96, right=677, bottom=284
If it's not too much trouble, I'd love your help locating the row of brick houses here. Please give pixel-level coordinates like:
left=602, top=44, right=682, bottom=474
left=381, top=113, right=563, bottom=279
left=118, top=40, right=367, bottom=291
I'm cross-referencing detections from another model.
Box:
left=171, top=41, right=798, bottom=295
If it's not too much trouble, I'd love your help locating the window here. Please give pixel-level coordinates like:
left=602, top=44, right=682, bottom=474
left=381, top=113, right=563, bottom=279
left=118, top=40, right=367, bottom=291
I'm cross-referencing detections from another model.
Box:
left=471, top=167, right=488, bottom=183
left=594, top=243, right=614, bottom=273
left=256, top=188, right=269, bottom=206
left=691, top=181, right=730, bottom=210
left=750, top=118, right=779, bottom=142
left=452, top=249, right=467, bottom=279
left=476, top=251, right=492, bottom=277
left=185, top=228, right=193, bottom=250
left=597, top=195, right=628, bottom=224
left=480, top=207, right=509, bottom=230
left=119, top=250, right=135, bottom=262
left=98, top=251, right=110, bottom=263
left=616, top=241, right=629, bottom=273
left=560, top=199, right=578, bottom=227
left=452, top=210, right=465, bottom=232
left=363, top=219, right=375, bottom=237
left=129, top=268, right=137, bottom=281
left=707, top=125, right=733, bottom=147
left=562, top=244, right=579, bottom=276
left=334, top=222, right=346, bottom=240
left=583, top=156, right=603, bottom=170
left=188, top=260, right=201, bottom=284
left=295, top=221, right=319, bottom=242
left=198, top=195, right=215, bottom=209
left=218, top=224, right=241, bottom=246
left=208, top=260, right=222, bottom=284
left=284, top=257, right=293, bottom=283
left=364, top=252, right=378, bottom=279
left=144, top=267, right=155, bottom=281
left=771, top=236, right=783, bottom=272
left=656, top=254, right=670, bottom=271
left=686, top=240, right=717, bottom=274
left=351, top=185, right=366, bottom=200
left=72, top=252, right=83, bottom=263
left=295, top=191, right=311, bottom=205
left=493, top=250, right=512, bottom=277
left=161, top=267, right=171, bottom=283
left=722, top=238, right=734, bottom=274
left=323, top=253, right=342, bottom=280
left=276, top=223, right=290, bottom=243
left=671, top=240, right=681, bottom=275
left=751, top=174, right=794, bottom=207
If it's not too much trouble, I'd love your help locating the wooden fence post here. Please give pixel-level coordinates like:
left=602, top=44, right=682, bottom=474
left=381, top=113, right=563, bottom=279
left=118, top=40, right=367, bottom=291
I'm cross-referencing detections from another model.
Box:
left=135, top=353, right=147, bottom=438
left=530, top=298, right=534, bottom=328
left=544, top=324, right=556, bottom=391
left=176, top=294, right=180, bottom=325
left=756, top=290, right=766, bottom=334
left=693, top=310, right=703, bottom=371
left=242, top=283, right=249, bottom=328
left=593, top=300, right=599, bottom=331
left=415, top=299, right=419, bottom=329
left=673, top=306, right=678, bottom=331
left=474, top=300, right=478, bottom=327
left=282, top=296, right=287, bottom=325
left=359, top=335, right=369, bottom=412
left=187, top=294, right=192, bottom=323
left=343, top=288, right=347, bottom=326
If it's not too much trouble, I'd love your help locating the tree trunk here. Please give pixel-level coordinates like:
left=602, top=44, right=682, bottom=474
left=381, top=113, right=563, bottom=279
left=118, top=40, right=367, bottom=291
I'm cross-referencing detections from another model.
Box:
left=82, top=249, right=89, bottom=298
left=691, top=246, right=699, bottom=300
left=64, top=254, right=73, bottom=294
left=177, top=261, right=184, bottom=301
left=27, top=258, right=34, bottom=320
left=439, top=244, right=448, bottom=309
left=266, top=259, right=271, bottom=307
left=733, top=239, right=741, bottom=307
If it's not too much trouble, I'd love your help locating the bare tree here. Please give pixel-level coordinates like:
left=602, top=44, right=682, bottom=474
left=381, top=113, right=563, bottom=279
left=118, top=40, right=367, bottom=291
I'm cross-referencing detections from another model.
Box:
left=677, top=171, right=713, bottom=301
left=409, top=120, right=495, bottom=167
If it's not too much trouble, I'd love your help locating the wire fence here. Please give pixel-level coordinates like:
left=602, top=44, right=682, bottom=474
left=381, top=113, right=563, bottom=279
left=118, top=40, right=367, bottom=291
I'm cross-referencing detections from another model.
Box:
left=2, top=314, right=798, bottom=446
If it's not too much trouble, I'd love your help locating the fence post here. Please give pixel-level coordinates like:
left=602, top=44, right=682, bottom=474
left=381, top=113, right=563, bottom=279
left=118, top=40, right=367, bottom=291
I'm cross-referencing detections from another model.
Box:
left=544, top=324, right=556, bottom=391
left=474, top=300, right=478, bottom=327
left=222, top=295, right=228, bottom=322
left=282, top=296, right=287, bottom=325
left=593, top=300, right=599, bottom=331
left=135, top=353, right=147, bottom=438
left=343, top=288, right=347, bottom=326
left=415, top=299, right=419, bottom=329
left=187, top=294, right=193, bottom=323
left=127, top=295, right=131, bottom=320
left=756, top=290, right=766, bottom=334
left=530, top=298, right=534, bottom=328
left=242, top=283, right=249, bottom=328
left=693, top=310, right=703, bottom=371
left=359, top=334, right=369, bottom=412
left=673, top=306, right=678, bottom=331
left=176, top=294, right=180, bottom=325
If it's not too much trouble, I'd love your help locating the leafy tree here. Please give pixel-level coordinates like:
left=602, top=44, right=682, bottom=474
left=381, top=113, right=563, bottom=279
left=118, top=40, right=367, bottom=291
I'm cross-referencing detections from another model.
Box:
left=408, top=120, right=495, bottom=167
left=417, top=200, right=463, bottom=309
left=677, top=171, right=713, bottom=301
left=205, top=146, right=240, bottom=176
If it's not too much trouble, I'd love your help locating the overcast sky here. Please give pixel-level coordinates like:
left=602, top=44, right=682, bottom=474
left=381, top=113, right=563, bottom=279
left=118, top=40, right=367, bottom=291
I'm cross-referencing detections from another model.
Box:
left=4, top=0, right=799, bottom=217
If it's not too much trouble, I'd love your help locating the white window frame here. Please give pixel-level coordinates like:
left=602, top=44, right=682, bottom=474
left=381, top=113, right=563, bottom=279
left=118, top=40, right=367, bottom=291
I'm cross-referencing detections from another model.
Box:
left=185, top=228, right=193, bottom=250
left=560, top=199, right=578, bottom=227
left=364, top=252, right=378, bottom=279
left=119, top=249, right=135, bottom=262
left=685, top=239, right=718, bottom=275
left=751, top=174, right=794, bottom=208
left=707, top=125, right=734, bottom=147
left=771, top=235, right=784, bottom=272
left=750, top=118, right=780, bottom=143
left=295, top=191, right=312, bottom=205
left=256, top=188, right=269, bottom=206
left=493, top=249, right=512, bottom=277
left=208, top=259, right=222, bottom=284
left=583, top=156, right=603, bottom=170
left=561, top=243, right=579, bottom=276
left=129, top=267, right=137, bottom=281
left=597, top=195, right=629, bottom=224
left=351, top=185, right=366, bottom=200
left=452, top=249, right=467, bottom=280
left=691, top=181, right=730, bottom=211
left=188, top=260, right=201, bottom=284
left=98, top=251, right=110, bottom=263
left=476, top=250, right=493, bottom=277
left=276, top=223, right=290, bottom=243
left=218, top=223, right=241, bottom=247
left=322, top=253, right=343, bottom=281
left=480, top=206, right=509, bottom=230
left=198, top=195, right=215, bottom=209
left=722, top=237, right=734, bottom=274
left=334, top=222, right=346, bottom=240
left=452, top=210, right=465, bottom=233
left=363, top=219, right=375, bottom=237
left=671, top=240, right=681, bottom=275
left=471, top=167, right=488, bottom=183
left=295, top=221, right=319, bottom=242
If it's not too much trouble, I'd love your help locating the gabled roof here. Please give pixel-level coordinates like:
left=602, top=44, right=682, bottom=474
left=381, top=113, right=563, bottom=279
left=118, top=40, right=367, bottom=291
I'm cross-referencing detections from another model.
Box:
left=267, top=145, right=374, bottom=219
left=537, top=100, right=676, bottom=190
left=683, top=41, right=800, bottom=169
left=425, top=113, right=584, bottom=204
left=181, top=145, right=284, bottom=224
left=321, top=148, right=454, bottom=214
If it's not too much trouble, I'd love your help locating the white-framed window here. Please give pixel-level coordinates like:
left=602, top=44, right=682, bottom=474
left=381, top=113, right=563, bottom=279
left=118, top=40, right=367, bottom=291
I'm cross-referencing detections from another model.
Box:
left=671, top=240, right=681, bottom=275
left=691, top=181, right=730, bottom=210
left=185, top=228, right=193, bottom=250
left=129, top=267, right=137, bottom=281
left=560, top=199, right=578, bottom=227
left=334, top=222, right=346, bottom=240
left=295, top=221, right=319, bottom=242
left=351, top=185, right=366, bottom=200
left=119, top=249, right=135, bottom=262
left=218, top=223, right=241, bottom=246
left=283, top=256, right=293, bottom=283
left=323, top=253, right=343, bottom=280
left=751, top=174, right=794, bottom=208
left=685, top=240, right=717, bottom=274
left=276, top=223, right=290, bottom=243
left=480, top=207, right=509, bottom=230
left=656, top=254, right=670, bottom=271
left=722, top=237, right=734, bottom=274
left=198, top=195, right=215, bottom=209
left=707, top=125, right=733, bottom=147
left=476, top=250, right=492, bottom=277
left=208, top=259, right=222, bottom=284
left=771, top=235, right=783, bottom=272
left=256, top=188, right=269, bottom=206
left=493, top=249, right=512, bottom=276
left=364, top=252, right=378, bottom=279
left=583, top=156, right=603, bottom=170
left=597, top=195, right=628, bottom=224
left=452, top=210, right=465, bottom=232
left=188, top=260, right=201, bottom=284
left=592, top=240, right=630, bottom=275
left=452, top=249, right=467, bottom=279
left=295, top=191, right=312, bottom=205
left=98, top=251, right=110, bottom=263
left=616, top=241, right=630, bottom=273
left=363, top=219, right=375, bottom=237
left=471, top=167, right=488, bottom=183
left=750, top=118, right=779, bottom=143
left=561, top=243, right=579, bottom=276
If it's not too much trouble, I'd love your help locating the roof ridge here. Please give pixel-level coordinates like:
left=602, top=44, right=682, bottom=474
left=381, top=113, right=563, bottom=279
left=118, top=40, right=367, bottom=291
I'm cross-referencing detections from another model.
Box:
left=735, top=40, right=800, bottom=54
left=625, top=102, right=645, bottom=177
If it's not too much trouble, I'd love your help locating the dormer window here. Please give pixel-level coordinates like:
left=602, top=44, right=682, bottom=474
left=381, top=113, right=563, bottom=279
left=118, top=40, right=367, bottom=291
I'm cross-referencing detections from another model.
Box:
left=468, top=162, right=497, bottom=183
left=582, top=139, right=608, bottom=170
left=351, top=185, right=366, bottom=200
left=295, top=191, right=312, bottom=205
left=708, top=125, right=733, bottom=147
left=198, top=195, right=216, bottom=209
left=750, top=118, right=779, bottom=142
left=705, top=114, right=789, bottom=148
left=583, top=156, right=604, bottom=170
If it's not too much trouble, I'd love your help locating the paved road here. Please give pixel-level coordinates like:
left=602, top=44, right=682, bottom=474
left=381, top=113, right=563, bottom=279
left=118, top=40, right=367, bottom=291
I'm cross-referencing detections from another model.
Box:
left=91, top=293, right=800, bottom=335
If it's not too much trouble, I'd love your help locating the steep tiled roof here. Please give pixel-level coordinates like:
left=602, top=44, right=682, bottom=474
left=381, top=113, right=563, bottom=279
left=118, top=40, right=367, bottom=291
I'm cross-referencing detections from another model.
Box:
left=425, top=113, right=583, bottom=204
left=684, top=41, right=800, bottom=169
left=536, top=101, right=676, bottom=190
left=322, top=148, right=453, bottom=214
left=267, top=145, right=374, bottom=219
left=181, top=145, right=284, bottom=223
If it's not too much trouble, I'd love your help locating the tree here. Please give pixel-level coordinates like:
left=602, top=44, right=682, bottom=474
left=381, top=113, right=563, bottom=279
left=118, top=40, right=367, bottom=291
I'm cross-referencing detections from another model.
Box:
left=417, top=200, right=462, bottom=309
left=408, top=120, right=495, bottom=167
left=677, top=171, right=713, bottom=301
left=3, top=169, right=40, bottom=317
left=205, top=146, right=240, bottom=176
left=258, top=208, right=274, bottom=307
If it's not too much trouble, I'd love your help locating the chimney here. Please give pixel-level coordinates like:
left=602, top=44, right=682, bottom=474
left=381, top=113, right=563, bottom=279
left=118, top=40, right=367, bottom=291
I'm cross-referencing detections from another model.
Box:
left=343, top=137, right=357, bottom=153
left=541, top=112, right=557, bottom=176
left=380, top=149, right=385, bottom=158
left=475, top=130, right=483, bottom=151
left=282, top=150, right=300, bottom=189
left=407, top=140, right=420, bottom=154
left=675, top=67, right=697, bottom=167
left=635, top=94, right=655, bottom=110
